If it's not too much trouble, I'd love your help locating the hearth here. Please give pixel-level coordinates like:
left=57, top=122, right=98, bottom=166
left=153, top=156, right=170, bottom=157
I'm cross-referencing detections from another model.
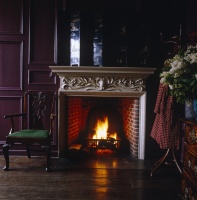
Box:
left=49, top=66, right=156, bottom=159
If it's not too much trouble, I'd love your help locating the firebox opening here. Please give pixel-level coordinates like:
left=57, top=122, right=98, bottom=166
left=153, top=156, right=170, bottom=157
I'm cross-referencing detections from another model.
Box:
left=85, top=105, right=129, bottom=153
left=65, top=96, right=139, bottom=160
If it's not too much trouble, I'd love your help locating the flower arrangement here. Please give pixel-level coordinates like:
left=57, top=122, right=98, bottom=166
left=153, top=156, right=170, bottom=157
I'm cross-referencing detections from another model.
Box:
left=160, top=44, right=197, bottom=104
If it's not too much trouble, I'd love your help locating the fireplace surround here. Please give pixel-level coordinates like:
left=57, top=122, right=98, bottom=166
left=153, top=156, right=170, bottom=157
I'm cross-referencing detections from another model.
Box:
left=49, top=66, right=156, bottom=159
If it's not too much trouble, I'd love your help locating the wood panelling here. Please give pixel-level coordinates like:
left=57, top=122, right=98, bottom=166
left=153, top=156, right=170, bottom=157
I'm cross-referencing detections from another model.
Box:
left=0, top=0, right=23, bottom=35
left=0, top=0, right=59, bottom=156
left=0, top=41, right=23, bottom=90
left=28, top=69, right=57, bottom=85
left=29, top=0, right=57, bottom=64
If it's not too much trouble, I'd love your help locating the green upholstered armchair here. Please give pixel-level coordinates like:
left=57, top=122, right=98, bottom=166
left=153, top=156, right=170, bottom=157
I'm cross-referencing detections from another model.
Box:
left=2, top=91, right=56, bottom=172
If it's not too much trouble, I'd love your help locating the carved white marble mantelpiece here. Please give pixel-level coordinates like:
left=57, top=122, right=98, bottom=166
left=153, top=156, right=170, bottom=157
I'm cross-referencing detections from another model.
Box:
left=49, top=66, right=156, bottom=159
left=49, top=66, right=156, bottom=97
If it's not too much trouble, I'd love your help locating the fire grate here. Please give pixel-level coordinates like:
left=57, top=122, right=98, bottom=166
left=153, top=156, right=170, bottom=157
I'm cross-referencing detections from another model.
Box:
left=86, top=138, right=121, bottom=150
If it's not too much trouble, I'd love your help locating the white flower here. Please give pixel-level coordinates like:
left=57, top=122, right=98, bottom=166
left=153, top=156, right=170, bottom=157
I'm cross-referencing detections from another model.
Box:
left=160, top=75, right=168, bottom=83
left=185, top=53, right=197, bottom=64
left=160, top=71, right=168, bottom=77
left=171, top=60, right=179, bottom=68
left=174, top=73, right=180, bottom=78
left=169, top=84, right=174, bottom=90
left=160, top=77, right=165, bottom=84
left=169, top=65, right=179, bottom=73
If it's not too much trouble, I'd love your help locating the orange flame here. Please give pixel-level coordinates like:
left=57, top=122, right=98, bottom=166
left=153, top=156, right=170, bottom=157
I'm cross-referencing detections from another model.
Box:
left=93, top=116, right=117, bottom=140
left=93, top=116, right=108, bottom=139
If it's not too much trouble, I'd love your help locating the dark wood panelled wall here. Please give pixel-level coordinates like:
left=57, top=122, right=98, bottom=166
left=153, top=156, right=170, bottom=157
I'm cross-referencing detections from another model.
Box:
left=0, top=0, right=195, bottom=158
left=0, top=0, right=59, bottom=156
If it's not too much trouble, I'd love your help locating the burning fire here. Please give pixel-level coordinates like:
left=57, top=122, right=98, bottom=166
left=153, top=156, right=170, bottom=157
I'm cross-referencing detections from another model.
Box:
left=87, top=115, right=120, bottom=150
left=93, top=116, right=117, bottom=140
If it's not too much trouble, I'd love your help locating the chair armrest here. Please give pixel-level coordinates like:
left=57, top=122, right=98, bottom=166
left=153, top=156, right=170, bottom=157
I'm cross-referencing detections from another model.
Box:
left=4, top=113, right=26, bottom=134
left=4, top=113, right=26, bottom=119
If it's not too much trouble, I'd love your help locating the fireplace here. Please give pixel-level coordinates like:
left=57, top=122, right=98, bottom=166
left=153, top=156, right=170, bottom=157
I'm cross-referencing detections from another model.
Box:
left=49, top=66, right=156, bottom=159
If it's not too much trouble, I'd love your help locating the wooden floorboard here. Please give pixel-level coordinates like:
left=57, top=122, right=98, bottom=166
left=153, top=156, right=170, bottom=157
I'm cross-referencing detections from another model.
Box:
left=0, top=155, right=182, bottom=200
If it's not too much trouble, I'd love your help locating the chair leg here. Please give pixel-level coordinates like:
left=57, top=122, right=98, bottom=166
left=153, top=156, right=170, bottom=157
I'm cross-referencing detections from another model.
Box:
left=45, top=145, right=51, bottom=172
left=3, top=144, right=10, bottom=171
left=26, top=145, right=31, bottom=158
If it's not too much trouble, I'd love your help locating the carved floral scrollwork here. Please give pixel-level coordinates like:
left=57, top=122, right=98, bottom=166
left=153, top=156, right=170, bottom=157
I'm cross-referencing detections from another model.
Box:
left=61, top=76, right=145, bottom=91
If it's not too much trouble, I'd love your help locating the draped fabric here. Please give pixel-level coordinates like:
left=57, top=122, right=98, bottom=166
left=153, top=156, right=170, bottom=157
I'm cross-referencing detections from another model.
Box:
left=150, top=83, right=180, bottom=149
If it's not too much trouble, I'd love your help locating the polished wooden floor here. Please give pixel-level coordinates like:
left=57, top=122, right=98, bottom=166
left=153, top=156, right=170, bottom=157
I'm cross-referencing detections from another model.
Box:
left=0, top=152, right=182, bottom=200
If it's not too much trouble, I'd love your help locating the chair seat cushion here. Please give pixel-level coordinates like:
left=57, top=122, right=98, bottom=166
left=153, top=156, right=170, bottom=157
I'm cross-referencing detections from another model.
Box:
left=7, top=129, right=49, bottom=139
